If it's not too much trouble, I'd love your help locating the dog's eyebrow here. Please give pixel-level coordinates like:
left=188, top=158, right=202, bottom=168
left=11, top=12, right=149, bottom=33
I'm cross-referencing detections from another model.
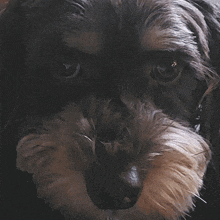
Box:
left=139, top=50, right=185, bottom=62
left=141, top=28, right=182, bottom=52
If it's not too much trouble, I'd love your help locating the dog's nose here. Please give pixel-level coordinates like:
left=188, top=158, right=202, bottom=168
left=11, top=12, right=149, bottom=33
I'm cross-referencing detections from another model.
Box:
left=85, top=163, right=142, bottom=210
left=84, top=141, right=142, bottom=210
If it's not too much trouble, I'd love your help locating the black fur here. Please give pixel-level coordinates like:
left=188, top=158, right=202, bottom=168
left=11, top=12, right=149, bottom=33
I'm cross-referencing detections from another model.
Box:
left=1, top=1, right=220, bottom=219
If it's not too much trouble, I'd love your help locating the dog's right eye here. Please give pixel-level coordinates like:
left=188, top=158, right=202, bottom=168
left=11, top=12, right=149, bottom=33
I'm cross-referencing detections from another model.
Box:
left=53, top=62, right=81, bottom=80
left=62, top=63, right=81, bottom=78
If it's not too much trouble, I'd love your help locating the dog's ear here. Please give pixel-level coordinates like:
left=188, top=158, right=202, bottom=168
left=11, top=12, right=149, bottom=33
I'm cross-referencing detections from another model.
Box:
left=0, top=0, right=52, bottom=130
left=1, top=1, right=22, bottom=127
left=0, top=0, right=29, bottom=132
left=191, top=0, right=220, bottom=178
left=191, top=0, right=220, bottom=75
left=200, top=0, right=220, bottom=178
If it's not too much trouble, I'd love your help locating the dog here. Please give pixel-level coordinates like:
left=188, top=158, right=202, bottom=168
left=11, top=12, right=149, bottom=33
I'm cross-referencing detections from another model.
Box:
left=1, top=0, right=220, bottom=220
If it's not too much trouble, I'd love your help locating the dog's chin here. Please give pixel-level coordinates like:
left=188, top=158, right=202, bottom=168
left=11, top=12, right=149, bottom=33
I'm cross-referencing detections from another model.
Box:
left=16, top=96, right=211, bottom=220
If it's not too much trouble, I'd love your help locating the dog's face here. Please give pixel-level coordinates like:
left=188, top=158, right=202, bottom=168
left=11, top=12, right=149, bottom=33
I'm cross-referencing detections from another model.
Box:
left=1, top=0, right=220, bottom=220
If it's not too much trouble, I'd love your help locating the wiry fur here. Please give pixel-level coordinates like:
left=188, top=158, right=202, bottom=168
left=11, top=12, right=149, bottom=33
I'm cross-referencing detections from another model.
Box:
left=16, top=97, right=211, bottom=219
left=1, top=0, right=220, bottom=220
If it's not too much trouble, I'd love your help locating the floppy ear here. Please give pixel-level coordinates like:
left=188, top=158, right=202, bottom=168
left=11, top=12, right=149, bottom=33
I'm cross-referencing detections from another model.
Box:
left=192, top=0, right=220, bottom=178
left=0, top=0, right=52, bottom=132
left=193, top=0, right=220, bottom=74
left=0, top=0, right=28, bottom=130
left=1, top=1, right=65, bottom=131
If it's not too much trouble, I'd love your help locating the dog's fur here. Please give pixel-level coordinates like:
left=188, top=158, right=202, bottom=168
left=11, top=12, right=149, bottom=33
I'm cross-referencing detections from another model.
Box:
left=1, top=0, right=220, bottom=220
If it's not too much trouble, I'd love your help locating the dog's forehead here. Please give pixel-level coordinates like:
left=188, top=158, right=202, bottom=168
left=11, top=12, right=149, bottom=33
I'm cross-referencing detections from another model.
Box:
left=63, top=31, right=102, bottom=54
left=61, top=0, right=208, bottom=57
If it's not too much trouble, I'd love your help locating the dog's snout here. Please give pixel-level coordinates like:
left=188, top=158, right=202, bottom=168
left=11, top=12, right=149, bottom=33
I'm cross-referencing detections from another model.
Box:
left=84, top=161, right=142, bottom=210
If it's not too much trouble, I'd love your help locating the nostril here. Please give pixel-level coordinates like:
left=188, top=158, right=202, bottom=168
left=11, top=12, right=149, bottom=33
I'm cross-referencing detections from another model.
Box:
left=84, top=161, right=142, bottom=210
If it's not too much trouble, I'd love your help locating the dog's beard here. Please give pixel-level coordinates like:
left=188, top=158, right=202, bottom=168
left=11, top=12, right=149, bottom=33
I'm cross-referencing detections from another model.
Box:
left=16, top=96, right=211, bottom=220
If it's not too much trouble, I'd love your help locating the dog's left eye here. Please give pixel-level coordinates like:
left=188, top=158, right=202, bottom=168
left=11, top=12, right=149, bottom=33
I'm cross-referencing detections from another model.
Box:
left=150, top=60, right=183, bottom=84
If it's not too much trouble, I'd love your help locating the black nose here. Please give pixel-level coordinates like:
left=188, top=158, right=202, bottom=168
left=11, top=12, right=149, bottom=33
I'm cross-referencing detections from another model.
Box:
left=85, top=163, right=142, bottom=210
left=84, top=143, right=142, bottom=210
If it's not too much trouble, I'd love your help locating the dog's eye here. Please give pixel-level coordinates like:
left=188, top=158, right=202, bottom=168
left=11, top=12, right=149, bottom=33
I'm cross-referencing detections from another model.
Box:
left=53, top=62, right=81, bottom=80
left=61, top=63, right=81, bottom=78
left=150, top=60, right=182, bottom=84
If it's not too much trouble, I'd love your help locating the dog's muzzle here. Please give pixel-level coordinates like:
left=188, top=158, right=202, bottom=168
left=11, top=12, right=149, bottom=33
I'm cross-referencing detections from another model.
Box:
left=84, top=98, right=143, bottom=210
left=16, top=95, right=211, bottom=220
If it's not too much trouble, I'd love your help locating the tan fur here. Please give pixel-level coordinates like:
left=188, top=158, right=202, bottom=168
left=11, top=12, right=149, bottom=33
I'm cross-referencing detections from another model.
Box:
left=17, top=97, right=211, bottom=220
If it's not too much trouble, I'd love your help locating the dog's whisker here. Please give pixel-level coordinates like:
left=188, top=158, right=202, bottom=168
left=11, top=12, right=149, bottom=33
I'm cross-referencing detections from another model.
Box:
left=72, top=132, right=93, bottom=142
left=89, top=118, right=96, bottom=131
left=71, top=132, right=96, bottom=156
left=188, top=191, right=207, bottom=204
left=180, top=213, right=189, bottom=220
left=193, top=149, right=210, bottom=156
left=148, top=152, right=163, bottom=158
left=151, top=199, right=167, bottom=211
left=82, top=134, right=94, bottom=143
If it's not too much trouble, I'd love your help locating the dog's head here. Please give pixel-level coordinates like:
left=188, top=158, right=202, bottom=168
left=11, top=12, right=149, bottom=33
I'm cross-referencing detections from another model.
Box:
left=1, top=0, right=220, bottom=220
